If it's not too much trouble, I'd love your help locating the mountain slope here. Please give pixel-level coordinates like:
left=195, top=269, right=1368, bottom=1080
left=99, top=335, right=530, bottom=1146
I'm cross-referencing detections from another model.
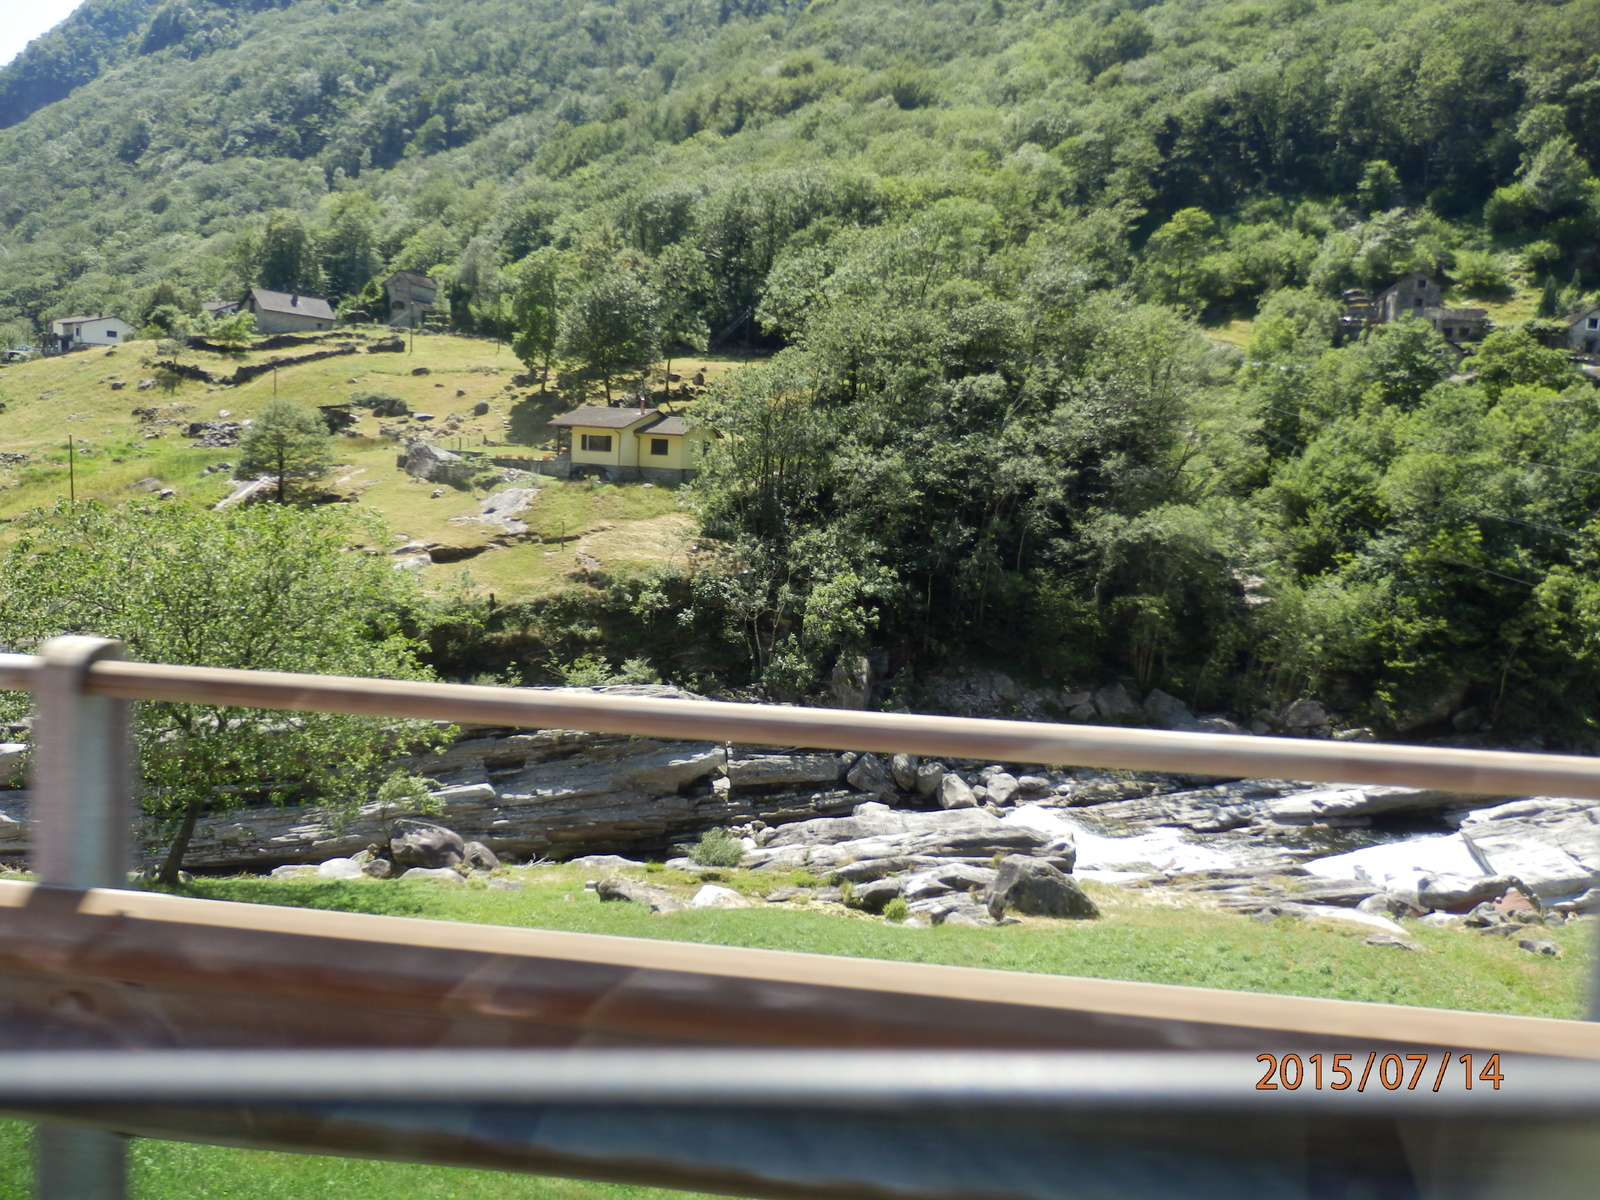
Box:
left=0, top=0, right=163, bottom=129
left=0, top=0, right=1595, bottom=340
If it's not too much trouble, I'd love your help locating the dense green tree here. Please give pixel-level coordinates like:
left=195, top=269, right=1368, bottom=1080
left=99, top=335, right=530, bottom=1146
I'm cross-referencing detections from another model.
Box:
left=256, top=209, right=323, bottom=296
left=558, top=271, right=660, bottom=402
left=649, top=242, right=711, bottom=393
left=0, top=501, right=441, bottom=883
left=236, top=399, right=337, bottom=504
left=510, top=248, right=564, bottom=393
left=1356, top=161, right=1401, bottom=215
left=318, top=193, right=382, bottom=304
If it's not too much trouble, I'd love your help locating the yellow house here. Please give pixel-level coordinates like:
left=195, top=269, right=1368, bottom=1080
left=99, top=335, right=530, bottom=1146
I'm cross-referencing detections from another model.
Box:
left=548, top=406, right=713, bottom=482
left=634, top=414, right=715, bottom=478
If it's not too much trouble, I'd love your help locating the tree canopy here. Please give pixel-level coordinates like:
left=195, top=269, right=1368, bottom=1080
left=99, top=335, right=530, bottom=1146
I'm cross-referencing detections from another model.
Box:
left=236, top=398, right=337, bottom=503
left=0, top=502, right=442, bottom=881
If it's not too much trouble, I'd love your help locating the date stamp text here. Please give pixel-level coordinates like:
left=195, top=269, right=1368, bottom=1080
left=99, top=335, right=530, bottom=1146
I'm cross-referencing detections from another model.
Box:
left=1255, top=1052, right=1503, bottom=1091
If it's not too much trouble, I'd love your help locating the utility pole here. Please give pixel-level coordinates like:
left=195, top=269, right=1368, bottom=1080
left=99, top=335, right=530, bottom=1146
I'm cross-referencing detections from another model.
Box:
left=67, top=436, right=74, bottom=505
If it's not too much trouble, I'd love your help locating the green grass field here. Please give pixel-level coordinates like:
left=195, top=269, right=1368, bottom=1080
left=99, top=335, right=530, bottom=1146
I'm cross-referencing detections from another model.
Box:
left=0, top=333, right=743, bottom=600
left=0, top=863, right=1591, bottom=1196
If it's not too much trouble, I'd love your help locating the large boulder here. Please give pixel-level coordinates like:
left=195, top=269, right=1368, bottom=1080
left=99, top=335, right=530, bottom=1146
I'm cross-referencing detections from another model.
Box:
left=1280, top=698, right=1329, bottom=733
left=1458, top=799, right=1600, bottom=901
left=890, top=753, right=919, bottom=792
left=1142, top=689, right=1195, bottom=730
left=846, top=752, right=895, bottom=798
left=914, top=761, right=946, bottom=797
left=984, top=771, right=1021, bottom=805
left=1093, top=684, right=1138, bottom=721
left=461, top=840, right=501, bottom=872
left=985, top=858, right=1099, bottom=921
left=689, top=883, right=753, bottom=909
left=938, top=774, right=977, bottom=810
left=847, top=876, right=906, bottom=914
left=597, top=877, right=683, bottom=913
left=726, top=753, right=840, bottom=789
left=390, top=819, right=465, bottom=870
left=403, top=441, right=472, bottom=486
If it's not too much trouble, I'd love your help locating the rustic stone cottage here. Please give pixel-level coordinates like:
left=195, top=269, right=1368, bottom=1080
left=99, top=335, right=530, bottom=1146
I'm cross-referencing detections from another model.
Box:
left=1375, top=272, right=1442, bottom=323
left=1339, top=272, right=1488, bottom=349
left=1422, top=305, right=1489, bottom=347
left=239, top=288, right=334, bottom=335
left=383, top=271, right=437, bottom=329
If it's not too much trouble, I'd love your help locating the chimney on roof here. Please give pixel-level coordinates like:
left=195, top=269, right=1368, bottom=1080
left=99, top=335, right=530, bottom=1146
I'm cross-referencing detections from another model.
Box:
left=291, top=294, right=299, bottom=306
left=638, top=393, right=645, bottom=414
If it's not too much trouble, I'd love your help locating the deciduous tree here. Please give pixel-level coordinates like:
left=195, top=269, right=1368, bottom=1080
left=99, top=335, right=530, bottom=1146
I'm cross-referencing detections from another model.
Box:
left=237, top=399, right=337, bottom=503
left=0, top=502, right=442, bottom=883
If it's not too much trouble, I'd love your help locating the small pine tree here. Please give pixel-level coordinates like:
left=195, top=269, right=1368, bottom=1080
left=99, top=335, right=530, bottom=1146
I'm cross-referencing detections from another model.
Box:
left=237, top=399, right=337, bottom=504
left=1538, top=275, right=1561, bottom=318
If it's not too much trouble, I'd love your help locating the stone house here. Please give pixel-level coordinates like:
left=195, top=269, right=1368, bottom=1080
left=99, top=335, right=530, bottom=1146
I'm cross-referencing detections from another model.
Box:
left=47, top=314, right=134, bottom=353
left=1340, top=273, right=1488, bottom=350
left=1375, top=272, right=1442, bottom=323
left=1422, top=305, right=1489, bottom=348
left=382, top=271, right=437, bottom=329
left=1562, top=308, right=1600, bottom=357
left=548, top=405, right=714, bottom=483
left=239, top=288, right=334, bottom=335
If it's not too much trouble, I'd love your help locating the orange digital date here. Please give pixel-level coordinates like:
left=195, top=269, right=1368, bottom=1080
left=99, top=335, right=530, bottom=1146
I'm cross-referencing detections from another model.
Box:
left=1255, top=1052, right=1503, bottom=1091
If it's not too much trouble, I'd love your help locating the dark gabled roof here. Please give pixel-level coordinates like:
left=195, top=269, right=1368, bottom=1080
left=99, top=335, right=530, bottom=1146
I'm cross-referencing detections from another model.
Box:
left=549, top=406, right=661, bottom=430
left=52, top=314, right=122, bottom=327
left=243, top=288, right=335, bottom=321
left=386, top=271, right=438, bottom=291
left=642, top=415, right=693, bottom=436
left=1562, top=308, right=1600, bottom=325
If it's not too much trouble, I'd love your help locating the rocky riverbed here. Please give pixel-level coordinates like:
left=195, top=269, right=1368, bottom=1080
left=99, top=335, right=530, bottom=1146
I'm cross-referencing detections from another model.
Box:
left=2, top=687, right=1598, bottom=942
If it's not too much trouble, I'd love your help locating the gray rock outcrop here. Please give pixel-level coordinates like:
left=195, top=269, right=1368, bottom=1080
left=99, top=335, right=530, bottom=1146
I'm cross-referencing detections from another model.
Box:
left=986, top=858, right=1099, bottom=920
left=597, top=876, right=683, bottom=913
left=391, top=820, right=464, bottom=870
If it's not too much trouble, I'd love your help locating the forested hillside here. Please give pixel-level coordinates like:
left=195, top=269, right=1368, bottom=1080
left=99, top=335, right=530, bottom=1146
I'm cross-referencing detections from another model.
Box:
left=2, top=0, right=1600, bottom=739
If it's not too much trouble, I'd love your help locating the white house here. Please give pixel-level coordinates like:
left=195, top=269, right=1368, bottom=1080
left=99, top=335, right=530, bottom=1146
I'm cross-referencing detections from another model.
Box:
left=48, top=315, right=134, bottom=353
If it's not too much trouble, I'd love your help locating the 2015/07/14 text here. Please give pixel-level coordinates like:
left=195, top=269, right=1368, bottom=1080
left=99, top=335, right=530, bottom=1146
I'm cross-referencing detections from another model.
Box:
left=1255, top=1052, right=1503, bottom=1091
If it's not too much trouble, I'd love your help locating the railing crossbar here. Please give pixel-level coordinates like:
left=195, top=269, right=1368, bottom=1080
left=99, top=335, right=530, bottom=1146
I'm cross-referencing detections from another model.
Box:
left=2, top=651, right=1600, bottom=799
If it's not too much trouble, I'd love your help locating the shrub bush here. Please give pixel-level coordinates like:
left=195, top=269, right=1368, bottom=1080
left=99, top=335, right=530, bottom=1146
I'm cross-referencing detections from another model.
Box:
left=689, top=827, right=743, bottom=867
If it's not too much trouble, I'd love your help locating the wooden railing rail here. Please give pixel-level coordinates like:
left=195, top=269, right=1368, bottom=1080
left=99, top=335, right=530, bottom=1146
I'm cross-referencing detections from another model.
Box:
left=4, top=650, right=1600, bottom=798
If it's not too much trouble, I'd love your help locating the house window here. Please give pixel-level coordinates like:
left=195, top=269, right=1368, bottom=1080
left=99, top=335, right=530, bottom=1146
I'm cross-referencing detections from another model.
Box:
left=104, top=330, right=117, bottom=339
left=1588, top=317, right=1599, bottom=330
left=649, top=438, right=669, bottom=456
left=581, top=434, right=612, bottom=453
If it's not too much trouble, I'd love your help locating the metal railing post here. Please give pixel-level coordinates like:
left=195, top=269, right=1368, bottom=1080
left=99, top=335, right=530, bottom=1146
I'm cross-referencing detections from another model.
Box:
left=31, top=636, right=132, bottom=1200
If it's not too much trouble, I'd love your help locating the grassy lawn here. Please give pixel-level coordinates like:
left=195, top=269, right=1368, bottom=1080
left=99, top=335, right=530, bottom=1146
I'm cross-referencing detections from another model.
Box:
left=0, top=1117, right=727, bottom=1200
left=0, top=333, right=742, bottom=599
left=0, top=862, right=1590, bottom=1195
left=168, top=865, right=1591, bottom=1017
